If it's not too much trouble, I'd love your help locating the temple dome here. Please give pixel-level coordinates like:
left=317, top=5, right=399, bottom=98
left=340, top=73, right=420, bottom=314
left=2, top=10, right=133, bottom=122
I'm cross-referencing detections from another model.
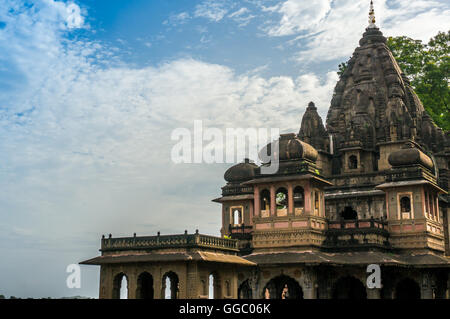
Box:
left=260, top=133, right=318, bottom=163
left=224, top=158, right=258, bottom=183
left=388, top=144, right=434, bottom=170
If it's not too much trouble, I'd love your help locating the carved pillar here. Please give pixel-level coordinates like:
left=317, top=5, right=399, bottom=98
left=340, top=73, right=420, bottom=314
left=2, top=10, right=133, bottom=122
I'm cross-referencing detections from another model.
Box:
left=304, top=183, right=311, bottom=215
left=436, top=196, right=440, bottom=222
left=302, top=269, right=316, bottom=299
left=270, top=185, right=276, bottom=216
left=422, top=273, right=433, bottom=299
left=127, top=271, right=137, bottom=299
left=254, top=186, right=260, bottom=217
left=366, top=288, right=381, bottom=299
left=249, top=269, right=259, bottom=300
left=447, top=274, right=450, bottom=299
left=288, top=183, right=294, bottom=215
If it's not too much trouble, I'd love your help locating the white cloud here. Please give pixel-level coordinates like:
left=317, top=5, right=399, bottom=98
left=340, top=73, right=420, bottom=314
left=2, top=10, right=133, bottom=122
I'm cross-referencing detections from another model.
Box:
left=264, top=0, right=332, bottom=36
left=0, top=0, right=339, bottom=298
left=194, top=0, right=229, bottom=22
left=229, top=7, right=249, bottom=18
left=163, top=11, right=191, bottom=26
left=228, top=7, right=256, bottom=27
left=261, top=0, right=450, bottom=63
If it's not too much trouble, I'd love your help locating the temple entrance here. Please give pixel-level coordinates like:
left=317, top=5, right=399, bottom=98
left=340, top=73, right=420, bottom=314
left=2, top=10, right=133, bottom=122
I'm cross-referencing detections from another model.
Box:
left=262, top=275, right=303, bottom=299
left=341, top=206, right=357, bottom=220
left=238, top=280, right=252, bottom=299
left=332, top=276, right=367, bottom=299
left=162, top=271, right=179, bottom=299
left=136, top=272, right=154, bottom=299
left=395, top=278, right=421, bottom=299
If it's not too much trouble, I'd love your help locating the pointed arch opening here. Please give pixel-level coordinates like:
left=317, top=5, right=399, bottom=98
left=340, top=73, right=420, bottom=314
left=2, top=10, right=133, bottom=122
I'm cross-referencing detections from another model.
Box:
left=395, top=278, right=420, bottom=299
left=208, top=272, right=221, bottom=299
left=349, top=155, right=358, bottom=169
left=112, top=272, right=128, bottom=299
left=136, top=272, right=154, bottom=299
left=262, top=275, right=303, bottom=299
left=332, top=276, right=367, bottom=299
left=276, top=187, right=288, bottom=216
left=238, top=279, right=252, bottom=299
left=162, top=271, right=179, bottom=299
left=260, top=189, right=271, bottom=217
left=341, top=206, right=357, bottom=220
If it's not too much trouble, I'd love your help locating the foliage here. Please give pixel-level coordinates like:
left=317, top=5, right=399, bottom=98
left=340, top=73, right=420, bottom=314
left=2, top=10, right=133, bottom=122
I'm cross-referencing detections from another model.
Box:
left=387, top=31, right=449, bottom=130
left=337, top=61, right=349, bottom=77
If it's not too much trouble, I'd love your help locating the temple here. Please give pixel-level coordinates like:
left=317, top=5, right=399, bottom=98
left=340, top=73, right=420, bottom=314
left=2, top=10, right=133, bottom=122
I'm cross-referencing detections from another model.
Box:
left=81, top=3, right=450, bottom=299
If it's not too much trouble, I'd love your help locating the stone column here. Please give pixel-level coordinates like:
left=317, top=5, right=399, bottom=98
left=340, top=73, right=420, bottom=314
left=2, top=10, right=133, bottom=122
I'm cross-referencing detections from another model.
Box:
left=287, top=183, right=294, bottom=215
left=421, top=273, right=433, bottom=299
left=422, top=286, right=434, bottom=299
left=304, top=183, right=311, bottom=215
left=270, top=185, right=276, bottom=216
left=127, top=272, right=137, bottom=299
left=186, top=262, right=199, bottom=298
left=366, top=288, right=381, bottom=299
left=446, top=275, right=450, bottom=299
left=254, top=186, right=260, bottom=217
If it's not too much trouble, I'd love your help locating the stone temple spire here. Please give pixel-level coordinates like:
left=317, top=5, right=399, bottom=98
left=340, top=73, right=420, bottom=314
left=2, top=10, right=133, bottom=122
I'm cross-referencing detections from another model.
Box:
left=368, top=1, right=377, bottom=29
left=325, top=0, right=445, bottom=154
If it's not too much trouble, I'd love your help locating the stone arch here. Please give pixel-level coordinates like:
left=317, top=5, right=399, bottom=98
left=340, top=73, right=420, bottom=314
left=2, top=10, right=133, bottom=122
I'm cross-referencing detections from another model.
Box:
left=341, top=206, right=357, bottom=220
left=162, top=271, right=179, bottom=299
left=136, top=271, right=154, bottom=299
left=332, top=276, right=367, bottom=299
left=112, top=272, right=128, bottom=299
left=348, top=155, right=358, bottom=169
left=262, top=275, right=303, bottom=299
left=400, top=196, right=411, bottom=213
left=260, top=189, right=271, bottom=212
left=208, top=272, right=221, bottom=299
left=395, top=278, right=421, bottom=299
left=275, top=187, right=288, bottom=210
left=238, top=279, right=252, bottom=299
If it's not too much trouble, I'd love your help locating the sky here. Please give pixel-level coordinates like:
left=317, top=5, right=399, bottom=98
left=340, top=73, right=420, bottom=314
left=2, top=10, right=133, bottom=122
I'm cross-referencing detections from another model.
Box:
left=0, top=0, right=448, bottom=299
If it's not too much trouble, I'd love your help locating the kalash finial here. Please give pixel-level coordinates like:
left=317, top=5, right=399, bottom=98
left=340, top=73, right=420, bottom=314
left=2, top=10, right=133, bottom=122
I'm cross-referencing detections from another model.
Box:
left=368, top=0, right=377, bottom=29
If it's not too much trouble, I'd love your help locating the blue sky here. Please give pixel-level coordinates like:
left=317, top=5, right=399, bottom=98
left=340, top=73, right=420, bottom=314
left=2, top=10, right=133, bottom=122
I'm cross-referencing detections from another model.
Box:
left=0, top=0, right=449, bottom=298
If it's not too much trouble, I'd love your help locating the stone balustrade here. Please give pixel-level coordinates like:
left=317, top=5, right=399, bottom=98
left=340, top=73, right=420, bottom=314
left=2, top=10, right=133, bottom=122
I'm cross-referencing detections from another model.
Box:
left=101, top=232, right=238, bottom=252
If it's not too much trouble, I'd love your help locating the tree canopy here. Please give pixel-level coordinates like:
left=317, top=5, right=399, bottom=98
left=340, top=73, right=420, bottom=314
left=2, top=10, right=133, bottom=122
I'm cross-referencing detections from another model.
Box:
left=388, top=31, right=449, bottom=130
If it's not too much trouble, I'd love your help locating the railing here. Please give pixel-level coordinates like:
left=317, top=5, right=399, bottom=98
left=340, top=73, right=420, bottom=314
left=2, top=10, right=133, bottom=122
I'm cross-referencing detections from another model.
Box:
left=222, top=185, right=254, bottom=196
left=327, top=218, right=388, bottom=230
left=229, top=225, right=253, bottom=234
left=101, top=232, right=238, bottom=252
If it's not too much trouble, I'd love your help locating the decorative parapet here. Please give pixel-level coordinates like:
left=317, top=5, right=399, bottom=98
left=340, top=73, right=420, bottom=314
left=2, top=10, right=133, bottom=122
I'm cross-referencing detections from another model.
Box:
left=101, top=232, right=238, bottom=252
left=222, top=185, right=253, bottom=196
left=324, top=218, right=390, bottom=249
left=327, top=218, right=387, bottom=231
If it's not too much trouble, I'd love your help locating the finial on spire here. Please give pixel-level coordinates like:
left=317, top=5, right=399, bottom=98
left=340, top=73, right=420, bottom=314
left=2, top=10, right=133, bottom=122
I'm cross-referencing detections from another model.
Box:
left=368, top=0, right=377, bottom=29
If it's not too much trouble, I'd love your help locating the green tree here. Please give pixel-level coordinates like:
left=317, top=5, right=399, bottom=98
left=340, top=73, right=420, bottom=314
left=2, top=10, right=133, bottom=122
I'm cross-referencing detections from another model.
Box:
left=337, top=61, right=349, bottom=77
left=387, top=31, right=449, bottom=130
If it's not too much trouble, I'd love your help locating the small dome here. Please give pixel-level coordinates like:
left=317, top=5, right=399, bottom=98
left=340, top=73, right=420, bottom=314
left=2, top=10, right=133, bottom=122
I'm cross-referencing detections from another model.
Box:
left=224, top=159, right=258, bottom=182
left=388, top=144, right=433, bottom=170
left=259, top=133, right=318, bottom=163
